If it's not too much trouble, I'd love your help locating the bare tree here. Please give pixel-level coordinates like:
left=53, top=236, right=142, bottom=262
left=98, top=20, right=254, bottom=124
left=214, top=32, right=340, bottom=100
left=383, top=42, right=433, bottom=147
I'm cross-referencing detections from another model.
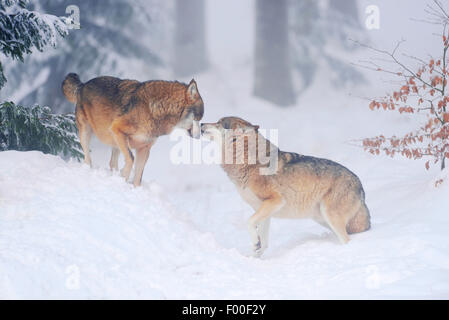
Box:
left=173, top=0, right=208, bottom=77
left=254, top=0, right=295, bottom=106
left=356, top=0, right=449, bottom=171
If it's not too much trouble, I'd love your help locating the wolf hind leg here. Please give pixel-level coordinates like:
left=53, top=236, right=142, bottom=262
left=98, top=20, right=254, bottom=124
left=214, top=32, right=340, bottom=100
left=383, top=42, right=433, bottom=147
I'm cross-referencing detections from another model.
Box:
left=76, top=105, right=92, bottom=166
left=313, top=214, right=332, bottom=231
left=79, top=127, right=92, bottom=166
left=132, top=142, right=155, bottom=187
left=319, top=197, right=358, bottom=244
left=258, top=218, right=271, bottom=251
left=110, top=120, right=134, bottom=181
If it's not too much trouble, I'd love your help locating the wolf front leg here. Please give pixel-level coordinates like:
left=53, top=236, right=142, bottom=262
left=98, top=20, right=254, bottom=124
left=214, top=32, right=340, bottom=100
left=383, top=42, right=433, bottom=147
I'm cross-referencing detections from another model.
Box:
left=110, top=120, right=134, bottom=181
left=248, top=194, right=284, bottom=257
left=133, top=141, right=155, bottom=187
left=259, top=218, right=271, bottom=251
left=109, top=147, right=120, bottom=171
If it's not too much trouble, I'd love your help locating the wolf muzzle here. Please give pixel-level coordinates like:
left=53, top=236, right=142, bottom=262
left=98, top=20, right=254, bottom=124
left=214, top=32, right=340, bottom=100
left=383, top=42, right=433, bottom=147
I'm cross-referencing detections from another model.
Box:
left=189, top=120, right=201, bottom=139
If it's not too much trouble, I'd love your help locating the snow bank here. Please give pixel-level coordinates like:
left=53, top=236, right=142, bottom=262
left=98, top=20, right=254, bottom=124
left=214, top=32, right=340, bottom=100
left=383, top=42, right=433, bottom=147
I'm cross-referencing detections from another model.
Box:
left=2, top=2, right=449, bottom=297
left=0, top=150, right=448, bottom=299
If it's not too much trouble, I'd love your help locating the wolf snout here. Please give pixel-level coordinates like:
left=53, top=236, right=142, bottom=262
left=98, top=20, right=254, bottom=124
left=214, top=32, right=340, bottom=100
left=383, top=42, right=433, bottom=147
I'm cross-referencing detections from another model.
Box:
left=190, top=120, right=201, bottom=139
left=200, top=123, right=213, bottom=136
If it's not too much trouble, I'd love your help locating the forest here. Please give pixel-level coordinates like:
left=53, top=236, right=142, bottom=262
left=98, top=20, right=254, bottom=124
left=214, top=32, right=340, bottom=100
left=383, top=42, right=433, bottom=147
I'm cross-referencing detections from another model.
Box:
left=0, top=0, right=448, bottom=300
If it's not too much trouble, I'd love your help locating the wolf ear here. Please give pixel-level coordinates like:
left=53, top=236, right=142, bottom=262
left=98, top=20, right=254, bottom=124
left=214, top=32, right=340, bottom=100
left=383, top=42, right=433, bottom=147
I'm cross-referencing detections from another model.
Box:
left=187, top=79, right=198, bottom=99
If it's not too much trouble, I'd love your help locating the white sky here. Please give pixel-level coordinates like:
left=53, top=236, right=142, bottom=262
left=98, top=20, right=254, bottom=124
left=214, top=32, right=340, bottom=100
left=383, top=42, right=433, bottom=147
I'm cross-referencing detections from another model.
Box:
left=207, top=0, right=255, bottom=64
left=206, top=0, right=444, bottom=66
left=358, top=0, right=443, bottom=57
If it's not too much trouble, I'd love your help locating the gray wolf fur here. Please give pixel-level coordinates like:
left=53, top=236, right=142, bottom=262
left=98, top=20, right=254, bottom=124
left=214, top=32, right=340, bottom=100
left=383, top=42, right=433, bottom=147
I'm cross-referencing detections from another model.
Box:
left=201, top=116, right=371, bottom=257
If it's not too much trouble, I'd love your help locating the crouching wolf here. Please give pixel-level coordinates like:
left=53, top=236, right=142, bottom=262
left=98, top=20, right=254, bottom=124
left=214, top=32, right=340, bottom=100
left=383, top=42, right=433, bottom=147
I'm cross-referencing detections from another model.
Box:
left=201, top=117, right=371, bottom=257
left=62, top=73, right=204, bottom=186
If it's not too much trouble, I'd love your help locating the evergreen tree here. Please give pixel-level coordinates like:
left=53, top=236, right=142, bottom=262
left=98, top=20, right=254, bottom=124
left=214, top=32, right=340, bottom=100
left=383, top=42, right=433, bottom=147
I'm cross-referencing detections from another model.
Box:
left=0, top=0, right=68, bottom=89
left=0, top=101, right=82, bottom=159
left=1, top=0, right=170, bottom=113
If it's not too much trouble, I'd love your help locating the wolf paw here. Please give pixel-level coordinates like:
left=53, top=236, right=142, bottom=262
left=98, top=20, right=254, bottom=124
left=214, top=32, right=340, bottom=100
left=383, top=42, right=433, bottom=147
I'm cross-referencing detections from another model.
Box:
left=253, top=248, right=264, bottom=258
left=252, top=240, right=264, bottom=258
left=120, top=166, right=132, bottom=180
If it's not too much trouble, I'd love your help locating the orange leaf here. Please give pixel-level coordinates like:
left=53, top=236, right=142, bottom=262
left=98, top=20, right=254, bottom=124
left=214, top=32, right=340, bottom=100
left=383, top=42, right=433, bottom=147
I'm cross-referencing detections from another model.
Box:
left=443, top=113, right=449, bottom=122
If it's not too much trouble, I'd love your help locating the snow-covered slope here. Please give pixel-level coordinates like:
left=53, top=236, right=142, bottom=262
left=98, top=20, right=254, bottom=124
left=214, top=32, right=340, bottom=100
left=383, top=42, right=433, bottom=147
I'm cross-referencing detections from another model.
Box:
left=1, top=0, right=449, bottom=297
left=1, top=147, right=448, bottom=299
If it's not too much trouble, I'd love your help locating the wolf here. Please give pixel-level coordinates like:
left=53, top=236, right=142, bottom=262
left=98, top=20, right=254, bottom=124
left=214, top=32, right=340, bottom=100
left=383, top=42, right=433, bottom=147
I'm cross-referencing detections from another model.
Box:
left=201, top=117, right=371, bottom=257
left=62, top=73, right=204, bottom=186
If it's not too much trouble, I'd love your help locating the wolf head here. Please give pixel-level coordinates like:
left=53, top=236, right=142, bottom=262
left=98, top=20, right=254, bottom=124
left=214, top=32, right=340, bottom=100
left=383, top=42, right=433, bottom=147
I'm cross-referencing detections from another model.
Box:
left=177, top=79, right=204, bottom=139
left=200, top=116, right=260, bottom=152
left=201, top=116, right=259, bottom=140
left=201, top=117, right=263, bottom=167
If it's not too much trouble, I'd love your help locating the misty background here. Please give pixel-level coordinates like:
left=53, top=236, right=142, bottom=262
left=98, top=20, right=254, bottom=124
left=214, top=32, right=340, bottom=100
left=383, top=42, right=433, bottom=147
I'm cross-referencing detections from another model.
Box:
left=0, top=0, right=442, bottom=113
left=2, top=0, right=449, bottom=299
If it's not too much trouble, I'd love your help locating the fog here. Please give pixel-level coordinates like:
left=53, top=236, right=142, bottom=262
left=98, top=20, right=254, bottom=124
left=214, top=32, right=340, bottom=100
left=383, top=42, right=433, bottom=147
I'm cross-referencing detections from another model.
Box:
left=2, top=0, right=449, bottom=299
left=1, top=0, right=445, bottom=111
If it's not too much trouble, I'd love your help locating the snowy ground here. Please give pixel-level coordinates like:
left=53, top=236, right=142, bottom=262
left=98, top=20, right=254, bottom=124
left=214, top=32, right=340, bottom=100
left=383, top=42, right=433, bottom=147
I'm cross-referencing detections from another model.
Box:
left=1, top=62, right=449, bottom=299
left=1, top=0, right=449, bottom=298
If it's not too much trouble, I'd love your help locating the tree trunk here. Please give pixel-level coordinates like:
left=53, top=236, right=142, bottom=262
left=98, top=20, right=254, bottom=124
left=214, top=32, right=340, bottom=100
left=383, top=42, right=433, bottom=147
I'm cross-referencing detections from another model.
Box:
left=253, top=0, right=295, bottom=106
left=173, top=0, right=208, bottom=77
left=329, top=0, right=359, bottom=24
left=442, top=155, right=446, bottom=170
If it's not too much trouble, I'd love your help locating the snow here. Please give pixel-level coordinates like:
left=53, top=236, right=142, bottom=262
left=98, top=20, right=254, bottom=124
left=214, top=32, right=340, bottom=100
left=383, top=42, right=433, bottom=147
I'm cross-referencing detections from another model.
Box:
left=1, top=63, right=449, bottom=298
left=1, top=0, right=449, bottom=300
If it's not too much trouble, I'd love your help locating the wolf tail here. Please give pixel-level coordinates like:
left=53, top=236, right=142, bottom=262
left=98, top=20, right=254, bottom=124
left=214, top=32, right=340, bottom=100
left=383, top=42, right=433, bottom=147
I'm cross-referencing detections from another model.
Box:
left=62, top=73, right=83, bottom=104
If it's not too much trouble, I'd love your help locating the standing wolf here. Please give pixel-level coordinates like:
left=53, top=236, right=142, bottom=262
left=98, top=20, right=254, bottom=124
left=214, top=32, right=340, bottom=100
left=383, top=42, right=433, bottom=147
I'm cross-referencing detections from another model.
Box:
left=62, top=73, right=204, bottom=186
left=201, top=117, right=370, bottom=257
